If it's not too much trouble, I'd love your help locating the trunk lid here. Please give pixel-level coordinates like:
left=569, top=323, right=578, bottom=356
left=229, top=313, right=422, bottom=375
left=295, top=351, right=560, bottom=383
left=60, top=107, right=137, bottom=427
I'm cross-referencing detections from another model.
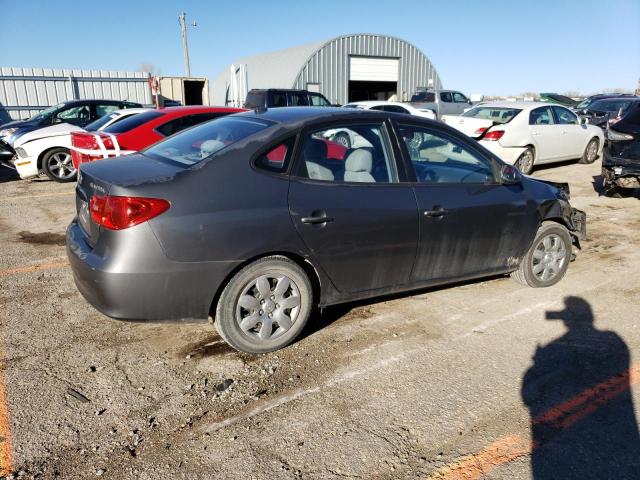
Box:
left=75, top=153, right=183, bottom=245
left=442, top=115, right=494, bottom=138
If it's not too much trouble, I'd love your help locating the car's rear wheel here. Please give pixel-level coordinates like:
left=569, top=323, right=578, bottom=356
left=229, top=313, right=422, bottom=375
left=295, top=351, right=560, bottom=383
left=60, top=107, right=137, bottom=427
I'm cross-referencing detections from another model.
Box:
left=515, top=147, right=535, bottom=175
left=42, top=148, right=77, bottom=182
left=579, top=137, right=599, bottom=164
left=332, top=132, right=351, bottom=148
left=511, top=222, right=572, bottom=288
left=215, top=256, right=313, bottom=353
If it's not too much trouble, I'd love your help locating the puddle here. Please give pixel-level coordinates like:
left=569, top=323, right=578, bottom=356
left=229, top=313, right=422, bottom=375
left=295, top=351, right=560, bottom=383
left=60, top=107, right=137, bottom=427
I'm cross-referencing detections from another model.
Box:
left=17, top=231, right=66, bottom=246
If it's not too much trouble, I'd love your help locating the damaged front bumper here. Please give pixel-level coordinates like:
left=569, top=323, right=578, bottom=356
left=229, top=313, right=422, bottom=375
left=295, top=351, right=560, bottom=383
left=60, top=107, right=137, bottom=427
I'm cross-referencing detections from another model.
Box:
left=570, top=208, right=587, bottom=241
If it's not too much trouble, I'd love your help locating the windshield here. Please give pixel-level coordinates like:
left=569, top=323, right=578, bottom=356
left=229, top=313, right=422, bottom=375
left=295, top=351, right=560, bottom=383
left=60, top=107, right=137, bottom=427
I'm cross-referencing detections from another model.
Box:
left=145, top=115, right=273, bottom=166
left=29, top=103, right=65, bottom=122
left=462, top=107, right=522, bottom=124
left=589, top=99, right=635, bottom=113
left=85, top=112, right=121, bottom=132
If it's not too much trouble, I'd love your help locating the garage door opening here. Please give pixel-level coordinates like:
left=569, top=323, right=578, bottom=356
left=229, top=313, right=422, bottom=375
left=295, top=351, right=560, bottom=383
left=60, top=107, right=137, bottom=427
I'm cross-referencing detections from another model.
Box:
left=184, top=80, right=205, bottom=105
left=348, top=81, right=397, bottom=102
left=348, top=56, right=399, bottom=102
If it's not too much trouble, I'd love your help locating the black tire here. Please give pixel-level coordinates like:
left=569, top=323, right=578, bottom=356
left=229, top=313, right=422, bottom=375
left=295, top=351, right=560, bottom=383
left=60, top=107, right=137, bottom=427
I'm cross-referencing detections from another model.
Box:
left=215, top=256, right=313, bottom=353
left=511, top=222, right=572, bottom=288
left=515, top=147, right=535, bottom=175
left=579, top=137, right=599, bottom=164
left=42, top=148, right=77, bottom=183
left=332, top=132, right=351, bottom=148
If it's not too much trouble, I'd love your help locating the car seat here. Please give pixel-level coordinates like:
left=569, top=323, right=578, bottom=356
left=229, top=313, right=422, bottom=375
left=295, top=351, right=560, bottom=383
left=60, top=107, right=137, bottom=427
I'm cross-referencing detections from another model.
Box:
left=344, top=149, right=375, bottom=183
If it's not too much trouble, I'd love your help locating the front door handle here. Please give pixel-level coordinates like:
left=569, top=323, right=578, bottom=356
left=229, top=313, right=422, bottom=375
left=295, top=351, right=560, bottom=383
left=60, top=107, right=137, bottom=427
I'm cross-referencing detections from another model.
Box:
left=301, top=215, right=334, bottom=224
left=424, top=207, right=448, bottom=217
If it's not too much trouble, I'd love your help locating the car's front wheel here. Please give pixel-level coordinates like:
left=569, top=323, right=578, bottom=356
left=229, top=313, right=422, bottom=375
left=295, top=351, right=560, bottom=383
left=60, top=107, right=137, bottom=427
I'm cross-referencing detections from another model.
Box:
left=42, top=148, right=77, bottom=182
left=511, top=222, right=572, bottom=288
left=515, top=147, right=535, bottom=175
left=215, top=256, right=313, bottom=353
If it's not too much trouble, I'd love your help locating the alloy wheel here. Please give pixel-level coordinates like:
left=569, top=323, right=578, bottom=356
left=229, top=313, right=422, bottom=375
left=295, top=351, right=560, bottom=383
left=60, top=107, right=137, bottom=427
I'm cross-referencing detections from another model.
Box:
left=586, top=139, right=598, bottom=163
left=531, top=234, right=567, bottom=282
left=517, top=149, right=534, bottom=174
left=235, top=275, right=301, bottom=342
left=47, top=152, right=76, bottom=180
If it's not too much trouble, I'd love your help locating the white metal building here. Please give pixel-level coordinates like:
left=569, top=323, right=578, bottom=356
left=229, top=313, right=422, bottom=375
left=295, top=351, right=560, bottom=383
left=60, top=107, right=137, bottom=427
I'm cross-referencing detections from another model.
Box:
left=212, top=33, right=442, bottom=106
left=0, top=67, right=152, bottom=122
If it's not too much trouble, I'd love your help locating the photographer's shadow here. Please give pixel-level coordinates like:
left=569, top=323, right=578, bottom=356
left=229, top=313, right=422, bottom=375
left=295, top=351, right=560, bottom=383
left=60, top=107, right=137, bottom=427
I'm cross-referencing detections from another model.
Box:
left=522, top=296, right=640, bottom=479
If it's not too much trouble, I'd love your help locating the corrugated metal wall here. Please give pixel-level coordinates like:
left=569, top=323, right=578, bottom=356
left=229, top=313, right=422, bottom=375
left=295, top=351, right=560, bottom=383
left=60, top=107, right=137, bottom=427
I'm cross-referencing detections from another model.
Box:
left=293, top=34, right=442, bottom=105
left=0, top=67, right=152, bottom=122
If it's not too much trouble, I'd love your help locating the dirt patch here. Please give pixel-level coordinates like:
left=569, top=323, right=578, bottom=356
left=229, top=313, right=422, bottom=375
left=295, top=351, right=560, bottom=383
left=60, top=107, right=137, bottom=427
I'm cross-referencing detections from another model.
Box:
left=17, top=231, right=66, bottom=246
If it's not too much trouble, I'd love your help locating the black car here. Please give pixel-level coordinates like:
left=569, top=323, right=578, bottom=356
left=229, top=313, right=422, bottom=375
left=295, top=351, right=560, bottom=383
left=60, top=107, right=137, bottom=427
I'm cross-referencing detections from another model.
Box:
left=602, top=101, right=640, bottom=197
left=67, top=108, right=586, bottom=353
left=0, top=99, right=142, bottom=145
left=574, top=93, right=637, bottom=111
left=244, top=89, right=332, bottom=109
left=577, top=97, right=640, bottom=129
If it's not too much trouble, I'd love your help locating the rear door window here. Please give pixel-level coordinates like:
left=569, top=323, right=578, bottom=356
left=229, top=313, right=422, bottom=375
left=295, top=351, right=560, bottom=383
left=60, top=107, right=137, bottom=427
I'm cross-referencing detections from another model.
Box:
left=529, top=107, right=555, bottom=125
left=295, top=123, right=398, bottom=183
left=103, top=111, right=164, bottom=134
left=440, top=92, right=453, bottom=103
left=270, top=92, right=287, bottom=107
left=288, top=93, right=309, bottom=106
left=94, top=103, right=120, bottom=118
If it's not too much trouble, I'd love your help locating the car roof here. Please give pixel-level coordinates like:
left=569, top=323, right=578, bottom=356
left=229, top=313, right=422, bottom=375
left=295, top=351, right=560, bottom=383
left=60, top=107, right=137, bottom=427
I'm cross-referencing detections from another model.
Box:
left=468, top=101, right=572, bottom=111
left=236, top=106, right=381, bottom=123
left=346, top=101, right=410, bottom=108
left=156, top=106, right=245, bottom=117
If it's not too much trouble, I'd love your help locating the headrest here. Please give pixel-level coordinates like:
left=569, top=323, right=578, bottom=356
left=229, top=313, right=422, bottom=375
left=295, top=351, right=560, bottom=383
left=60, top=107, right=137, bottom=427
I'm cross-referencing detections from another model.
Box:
left=345, top=149, right=373, bottom=172
left=200, top=139, right=225, bottom=157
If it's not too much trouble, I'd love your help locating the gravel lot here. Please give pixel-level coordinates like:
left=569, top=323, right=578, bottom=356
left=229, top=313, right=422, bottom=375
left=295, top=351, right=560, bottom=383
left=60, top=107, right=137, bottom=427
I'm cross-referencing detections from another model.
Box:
left=0, top=159, right=639, bottom=479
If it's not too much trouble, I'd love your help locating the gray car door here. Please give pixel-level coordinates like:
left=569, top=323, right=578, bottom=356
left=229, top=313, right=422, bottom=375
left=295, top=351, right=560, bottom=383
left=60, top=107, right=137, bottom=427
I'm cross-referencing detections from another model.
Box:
left=288, top=120, right=418, bottom=294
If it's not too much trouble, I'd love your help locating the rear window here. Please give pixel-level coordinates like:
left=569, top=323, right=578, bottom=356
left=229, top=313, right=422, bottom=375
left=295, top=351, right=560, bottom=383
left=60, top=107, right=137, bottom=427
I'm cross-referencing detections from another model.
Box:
left=103, top=111, right=164, bottom=134
left=462, top=107, right=522, bottom=124
left=411, top=92, right=435, bottom=103
left=144, top=116, right=273, bottom=166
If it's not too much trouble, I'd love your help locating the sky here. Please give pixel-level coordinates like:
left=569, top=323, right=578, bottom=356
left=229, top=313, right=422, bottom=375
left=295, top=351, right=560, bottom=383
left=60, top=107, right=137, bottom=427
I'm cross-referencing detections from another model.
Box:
left=2, top=0, right=639, bottom=97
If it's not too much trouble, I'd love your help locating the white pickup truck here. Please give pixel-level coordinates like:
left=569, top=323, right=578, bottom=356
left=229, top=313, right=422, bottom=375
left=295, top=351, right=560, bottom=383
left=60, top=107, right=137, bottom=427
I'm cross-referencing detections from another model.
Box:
left=409, top=90, right=472, bottom=120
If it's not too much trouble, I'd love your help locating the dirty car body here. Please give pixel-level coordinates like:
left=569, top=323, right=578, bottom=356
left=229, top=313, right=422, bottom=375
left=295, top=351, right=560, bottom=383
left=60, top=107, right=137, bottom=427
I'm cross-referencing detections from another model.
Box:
left=67, top=107, right=586, bottom=323
left=602, top=102, right=640, bottom=192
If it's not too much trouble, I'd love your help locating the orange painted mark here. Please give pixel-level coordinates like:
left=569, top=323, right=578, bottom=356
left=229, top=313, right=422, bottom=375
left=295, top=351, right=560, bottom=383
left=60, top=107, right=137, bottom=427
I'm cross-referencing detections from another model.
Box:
left=428, top=363, right=640, bottom=479
left=0, top=365, right=13, bottom=476
left=0, top=260, right=69, bottom=277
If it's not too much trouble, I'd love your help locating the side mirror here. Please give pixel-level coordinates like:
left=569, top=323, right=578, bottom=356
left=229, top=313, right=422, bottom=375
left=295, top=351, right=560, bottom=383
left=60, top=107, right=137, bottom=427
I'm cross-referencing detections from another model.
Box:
left=579, top=116, right=587, bottom=125
left=52, top=117, right=63, bottom=125
left=501, top=164, right=522, bottom=184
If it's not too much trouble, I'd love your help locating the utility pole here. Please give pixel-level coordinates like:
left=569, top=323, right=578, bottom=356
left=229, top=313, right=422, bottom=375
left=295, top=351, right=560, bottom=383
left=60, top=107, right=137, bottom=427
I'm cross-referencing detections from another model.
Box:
left=179, top=12, right=196, bottom=77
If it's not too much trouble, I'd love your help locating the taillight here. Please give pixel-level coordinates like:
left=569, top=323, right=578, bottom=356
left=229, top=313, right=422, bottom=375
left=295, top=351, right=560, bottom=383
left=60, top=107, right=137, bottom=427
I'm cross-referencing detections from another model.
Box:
left=71, top=132, right=119, bottom=165
left=90, top=195, right=170, bottom=230
left=483, top=130, right=505, bottom=141
left=474, top=127, right=489, bottom=135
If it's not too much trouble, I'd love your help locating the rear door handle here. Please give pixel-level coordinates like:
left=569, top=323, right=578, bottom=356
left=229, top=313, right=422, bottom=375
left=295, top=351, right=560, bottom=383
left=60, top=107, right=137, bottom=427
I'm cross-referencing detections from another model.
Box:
left=301, top=215, right=334, bottom=224
left=424, top=207, right=448, bottom=217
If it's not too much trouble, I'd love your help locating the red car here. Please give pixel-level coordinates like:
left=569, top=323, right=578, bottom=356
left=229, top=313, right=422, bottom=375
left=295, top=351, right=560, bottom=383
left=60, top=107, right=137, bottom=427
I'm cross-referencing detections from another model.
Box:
left=71, top=106, right=244, bottom=168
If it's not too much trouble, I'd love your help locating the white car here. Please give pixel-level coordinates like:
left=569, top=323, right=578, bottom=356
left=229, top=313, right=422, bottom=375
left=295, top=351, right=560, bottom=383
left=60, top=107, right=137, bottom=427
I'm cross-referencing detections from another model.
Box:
left=442, top=102, right=603, bottom=174
left=325, top=101, right=437, bottom=148
left=12, top=107, right=150, bottom=182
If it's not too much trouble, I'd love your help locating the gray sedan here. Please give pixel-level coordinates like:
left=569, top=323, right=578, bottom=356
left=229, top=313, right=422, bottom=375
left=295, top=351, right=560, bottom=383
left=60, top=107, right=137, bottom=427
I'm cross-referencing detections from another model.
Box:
left=67, top=108, right=586, bottom=353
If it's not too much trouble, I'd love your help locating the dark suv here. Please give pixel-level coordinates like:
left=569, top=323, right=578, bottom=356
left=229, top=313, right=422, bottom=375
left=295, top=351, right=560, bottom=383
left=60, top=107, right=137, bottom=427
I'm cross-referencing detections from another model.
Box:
left=0, top=99, right=142, bottom=146
left=244, top=89, right=332, bottom=109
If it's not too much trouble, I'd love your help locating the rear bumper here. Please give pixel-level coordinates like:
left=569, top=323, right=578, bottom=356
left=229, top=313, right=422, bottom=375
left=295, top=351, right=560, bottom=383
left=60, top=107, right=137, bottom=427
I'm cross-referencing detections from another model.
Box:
left=66, top=219, right=239, bottom=320
left=477, top=141, right=526, bottom=165
left=602, top=150, right=640, bottom=188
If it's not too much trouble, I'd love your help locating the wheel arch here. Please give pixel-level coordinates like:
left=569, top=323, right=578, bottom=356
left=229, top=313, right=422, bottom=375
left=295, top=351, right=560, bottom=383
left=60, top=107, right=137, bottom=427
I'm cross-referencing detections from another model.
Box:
left=37, top=145, right=70, bottom=170
left=208, top=251, right=323, bottom=318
